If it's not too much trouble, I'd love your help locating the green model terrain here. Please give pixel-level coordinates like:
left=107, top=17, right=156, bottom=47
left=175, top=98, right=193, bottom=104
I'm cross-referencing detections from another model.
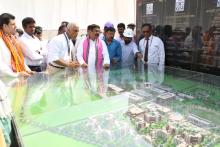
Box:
left=7, top=66, right=220, bottom=147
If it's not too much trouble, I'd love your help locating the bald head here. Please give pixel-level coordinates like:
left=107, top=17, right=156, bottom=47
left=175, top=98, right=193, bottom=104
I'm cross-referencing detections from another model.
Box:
left=66, top=22, right=79, bottom=40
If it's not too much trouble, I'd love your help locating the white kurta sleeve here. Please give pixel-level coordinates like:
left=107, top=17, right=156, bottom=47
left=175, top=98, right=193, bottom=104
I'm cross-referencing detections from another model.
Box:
left=76, top=40, right=86, bottom=65
left=158, top=39, right=165, bottom=65
left=0, top=42, right=19, bottom=78
left=47, top=39, right=62, bottom=63
left=101, top=41, right=110, bottom=65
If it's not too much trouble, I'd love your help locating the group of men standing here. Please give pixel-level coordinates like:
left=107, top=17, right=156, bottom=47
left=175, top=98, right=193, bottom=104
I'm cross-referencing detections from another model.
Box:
left=0, top=12, right=165, bottom=78
left=0, top=12, right=165, bottom=147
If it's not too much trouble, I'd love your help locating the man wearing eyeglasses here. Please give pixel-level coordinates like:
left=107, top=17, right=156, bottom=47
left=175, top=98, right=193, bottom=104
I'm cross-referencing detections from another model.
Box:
left=139, top=23, right=165, bottom=66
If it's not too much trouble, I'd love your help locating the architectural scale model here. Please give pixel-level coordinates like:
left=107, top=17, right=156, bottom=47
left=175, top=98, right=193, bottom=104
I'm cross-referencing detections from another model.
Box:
left=125, top=102, right=220, bottom=146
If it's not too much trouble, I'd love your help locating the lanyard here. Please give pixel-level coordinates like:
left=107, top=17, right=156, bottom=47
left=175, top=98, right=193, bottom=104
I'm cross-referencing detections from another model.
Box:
left=64, top=33, right=71, bottom=60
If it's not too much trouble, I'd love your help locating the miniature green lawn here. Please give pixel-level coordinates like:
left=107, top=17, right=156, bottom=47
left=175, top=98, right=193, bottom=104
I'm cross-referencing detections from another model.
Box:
left=7, top=67, right=220, bottom=147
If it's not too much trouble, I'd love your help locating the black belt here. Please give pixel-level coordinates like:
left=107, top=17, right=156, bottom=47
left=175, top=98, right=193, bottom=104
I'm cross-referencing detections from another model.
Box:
left=49, top=63, right=65, bottom=69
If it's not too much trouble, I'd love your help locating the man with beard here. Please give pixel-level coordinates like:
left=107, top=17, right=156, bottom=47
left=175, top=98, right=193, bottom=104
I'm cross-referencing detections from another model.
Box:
left=104, top=27, right=121, bottom=64
left=121, top=28, right=142, bottom=66
left=77, top=24, right=110, bottom=69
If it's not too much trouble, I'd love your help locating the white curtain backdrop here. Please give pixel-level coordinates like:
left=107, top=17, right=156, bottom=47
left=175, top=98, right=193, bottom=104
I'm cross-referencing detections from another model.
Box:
left=0, top=0, right=136, bottom=30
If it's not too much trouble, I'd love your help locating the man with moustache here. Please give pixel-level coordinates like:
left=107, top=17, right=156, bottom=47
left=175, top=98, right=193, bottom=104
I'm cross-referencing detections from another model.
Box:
left=121, top=28, right=142, bottom=66
left=103, top=26, right=121, bottom=64
left=47, top=23, right=80, bottom=74
left=77, top=24, right=110, bottom=69
left=139, top=23, right=165, bottom=65
left=0, top=13, right=32, bottom=77
left=19, top=17, right=44, bottom=72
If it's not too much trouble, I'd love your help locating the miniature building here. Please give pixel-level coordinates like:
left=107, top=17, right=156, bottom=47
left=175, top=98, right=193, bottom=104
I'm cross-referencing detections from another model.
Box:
left=108, top=84, right=124, bottom=93
left=178, top=93, right=195, bottom=99
left=144, top=113, right=161, bottom=123
left=145, top=103, right=158, bottom=111
left=174, top=136, right=185, bottom=146
left=132, top=89, right=152, bottom=99
left=157, top=106, right=171, bottom=116
left=135, top=116, right=144, bottom=122
left=135, top=120, right=146, bottom=130
left=157, top=92, right=176, bottom=101
left=166, top=125, right=176, bottom=135
left=129, top=93, right=144, bottom=104
left=155, top=130, right=168, bottom=140
left=127, top=106, right=145, bottom=117
left=156, top=85, right=173, bottom=92
left=177, top=142, right=188, bottom=147
left=144, top=82, right=165, bottom=93
left=185, top=134, right=203, bottom=145
left=168, top=113, right=184, bottom=122
left=144, top=82, right=152, bottom=88
left=145, top=115, right=156, bottom=123
left=150, top=87, right=165, bottom=94
left=187, top=114, right=213, bottom=128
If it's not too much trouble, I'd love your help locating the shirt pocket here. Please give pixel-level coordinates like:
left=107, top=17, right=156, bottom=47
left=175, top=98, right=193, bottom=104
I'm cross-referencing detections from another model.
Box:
left=149, top=45, right=158, bottom=56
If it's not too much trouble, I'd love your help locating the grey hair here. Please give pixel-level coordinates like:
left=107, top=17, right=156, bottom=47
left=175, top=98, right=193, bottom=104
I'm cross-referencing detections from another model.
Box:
left=67, top=23, right=78, bottom=30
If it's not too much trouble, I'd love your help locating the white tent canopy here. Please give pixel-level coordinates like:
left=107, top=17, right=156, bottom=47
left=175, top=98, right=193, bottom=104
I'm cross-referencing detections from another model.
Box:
left=0, top=0, right=136, bottom=30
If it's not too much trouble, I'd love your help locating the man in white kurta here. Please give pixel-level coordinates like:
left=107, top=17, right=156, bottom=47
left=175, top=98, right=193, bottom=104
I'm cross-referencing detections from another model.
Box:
left=0, top=13, right=31, bottom=78
left=77, top=24, right=110, bottom=69
left=0, top=38, right=30, bottom=77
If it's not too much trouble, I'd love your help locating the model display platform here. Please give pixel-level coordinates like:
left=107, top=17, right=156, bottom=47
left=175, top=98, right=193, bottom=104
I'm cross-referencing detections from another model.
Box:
left=2, top=64, right=220, bottom=147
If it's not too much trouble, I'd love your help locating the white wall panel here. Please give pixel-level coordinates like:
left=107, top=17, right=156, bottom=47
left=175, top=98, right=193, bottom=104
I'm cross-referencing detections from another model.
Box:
left=0, top=0, right=135, bottom=30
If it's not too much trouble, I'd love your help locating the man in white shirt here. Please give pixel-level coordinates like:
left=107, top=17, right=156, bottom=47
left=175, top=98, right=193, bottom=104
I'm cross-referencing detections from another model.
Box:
left=0, top=13, right=32, bottom=78
left=34, top=26, right=48, bottom=70
left=121, top=28, right=142, bottom=66
left=47, top=23, right=80, bottom=74
left=77, top=24, right=110, bottom=69
left=34, top=26, right=48, bottom=56
left=139, top=23, right=165, bottom=65
left=19, top=17, right=44, bottom=72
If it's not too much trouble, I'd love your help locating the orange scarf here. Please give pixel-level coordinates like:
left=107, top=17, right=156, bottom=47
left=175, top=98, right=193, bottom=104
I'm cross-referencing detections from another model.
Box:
left=0, top=30, right=26, bottom=72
